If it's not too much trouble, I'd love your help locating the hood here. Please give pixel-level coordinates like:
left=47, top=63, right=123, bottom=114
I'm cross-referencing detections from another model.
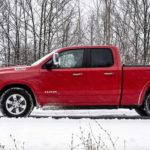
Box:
left=0, top=65, right=29, bottom=73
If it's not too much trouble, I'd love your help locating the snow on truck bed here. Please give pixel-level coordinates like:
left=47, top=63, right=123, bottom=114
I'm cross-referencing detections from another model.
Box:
left=0, top=109, right=149, bottom=150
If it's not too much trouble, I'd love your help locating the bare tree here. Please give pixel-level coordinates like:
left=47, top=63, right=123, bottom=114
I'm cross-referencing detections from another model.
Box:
left=1, top=0, right=150, bottom=66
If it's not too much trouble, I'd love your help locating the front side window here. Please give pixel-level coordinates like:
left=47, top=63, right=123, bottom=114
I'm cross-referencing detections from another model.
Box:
left=91, top=48, right=114, bottom=67
left=59, top=49, right=84, bottom=68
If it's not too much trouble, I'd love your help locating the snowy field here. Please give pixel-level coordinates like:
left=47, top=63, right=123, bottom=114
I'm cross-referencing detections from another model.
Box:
left=0, top=109, right=149, bottom=150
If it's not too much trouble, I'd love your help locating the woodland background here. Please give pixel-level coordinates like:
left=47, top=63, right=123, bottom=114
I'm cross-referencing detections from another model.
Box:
left=0, top=0, right=150, bottom=66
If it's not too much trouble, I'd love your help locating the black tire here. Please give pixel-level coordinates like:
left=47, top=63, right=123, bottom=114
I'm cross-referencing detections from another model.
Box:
left=135, top=94, right=150, bottom=117
left=135, top=108, right=147, bottom=116
left=0, top=87, right=34, bottom=117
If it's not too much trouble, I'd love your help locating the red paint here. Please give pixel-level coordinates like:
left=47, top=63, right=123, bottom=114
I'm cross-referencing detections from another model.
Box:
left=0, top=45, right=149, bottom=107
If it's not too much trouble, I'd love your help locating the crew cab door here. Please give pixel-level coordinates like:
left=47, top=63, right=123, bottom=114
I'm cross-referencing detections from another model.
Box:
left=86, top=48, right=121, bottom=105
left=40, top=49, right=88, bottom=105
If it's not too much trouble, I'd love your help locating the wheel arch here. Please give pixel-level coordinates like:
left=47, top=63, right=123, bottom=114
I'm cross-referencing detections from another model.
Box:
left=138, top=82, right=150, bottom=105
left=0, top=83, right=38, bottom=106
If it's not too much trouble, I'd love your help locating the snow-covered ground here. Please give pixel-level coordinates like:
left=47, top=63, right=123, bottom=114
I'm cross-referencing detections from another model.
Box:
left=0, top=109, right=149, bottom=150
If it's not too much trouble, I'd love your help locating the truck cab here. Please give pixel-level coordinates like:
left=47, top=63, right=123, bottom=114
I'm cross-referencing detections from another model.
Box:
left=38, top=46, right=122, bottom=106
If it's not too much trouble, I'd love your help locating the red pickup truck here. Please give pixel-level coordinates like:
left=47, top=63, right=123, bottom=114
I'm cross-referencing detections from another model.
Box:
left=0, top=45, right=150, bottom=117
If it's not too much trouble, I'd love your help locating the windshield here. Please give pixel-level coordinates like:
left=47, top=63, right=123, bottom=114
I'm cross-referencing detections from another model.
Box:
left=31, top=49, right=58, bottom=66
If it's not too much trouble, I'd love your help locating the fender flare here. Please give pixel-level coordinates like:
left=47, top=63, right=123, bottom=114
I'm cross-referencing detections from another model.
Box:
left=0, top=81, right=40, bottom=106
left=138, top=82, right=150, bottom=105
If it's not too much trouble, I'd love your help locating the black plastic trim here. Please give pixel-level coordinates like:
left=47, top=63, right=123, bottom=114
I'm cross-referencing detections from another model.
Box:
left=119, top=65, right=124, bottom=106
left=53, top=105, right=141, bottom=110
left=124, top=65, right=150, bottom=67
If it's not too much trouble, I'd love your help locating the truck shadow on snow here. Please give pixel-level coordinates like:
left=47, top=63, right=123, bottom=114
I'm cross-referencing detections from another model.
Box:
left=0, top=114, right=150, bottom=119
left=28, top=115, right=150, bottom=119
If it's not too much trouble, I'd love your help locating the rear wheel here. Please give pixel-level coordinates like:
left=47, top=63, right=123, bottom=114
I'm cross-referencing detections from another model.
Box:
left=0, top=87, right=34, bottom=117
left=135, top=94, right=150, bottom=117
left=135, top=108, right=147, bottom=116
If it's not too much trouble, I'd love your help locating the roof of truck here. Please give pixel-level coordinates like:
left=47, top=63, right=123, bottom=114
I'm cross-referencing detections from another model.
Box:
left=60, top=45, right=118, bottom=50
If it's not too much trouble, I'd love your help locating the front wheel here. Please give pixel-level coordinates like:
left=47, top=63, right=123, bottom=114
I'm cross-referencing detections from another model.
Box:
left=0, top=87, right=34, bottom=117
left=135, top=94, right=150, bottom=117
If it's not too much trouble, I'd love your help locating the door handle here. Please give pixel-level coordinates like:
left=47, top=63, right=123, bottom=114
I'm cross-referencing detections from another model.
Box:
left=104, top=72, right=114, bottom=76
left=72, top=73, right=83, bottom=76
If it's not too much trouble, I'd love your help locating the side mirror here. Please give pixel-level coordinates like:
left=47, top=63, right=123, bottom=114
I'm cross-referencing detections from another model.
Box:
left=43, top=52, right=60, bottom=69
left=53, top=52, right=60, bottom=66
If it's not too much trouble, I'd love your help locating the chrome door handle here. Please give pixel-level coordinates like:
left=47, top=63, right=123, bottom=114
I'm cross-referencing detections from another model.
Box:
left=72, top=73, right=83, bottom=76
left=104, top=72, right=114, bottom=76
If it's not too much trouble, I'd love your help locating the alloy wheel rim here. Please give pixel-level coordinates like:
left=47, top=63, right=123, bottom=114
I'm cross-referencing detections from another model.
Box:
left=6, top=94, right=27, bottom=115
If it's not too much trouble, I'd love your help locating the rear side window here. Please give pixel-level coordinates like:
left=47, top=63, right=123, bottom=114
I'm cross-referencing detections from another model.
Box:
left=90, top=48, right=114, bottom=67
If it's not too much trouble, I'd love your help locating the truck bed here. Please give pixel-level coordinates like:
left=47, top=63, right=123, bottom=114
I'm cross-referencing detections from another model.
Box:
left=121, top=65, right=150, bottom=106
